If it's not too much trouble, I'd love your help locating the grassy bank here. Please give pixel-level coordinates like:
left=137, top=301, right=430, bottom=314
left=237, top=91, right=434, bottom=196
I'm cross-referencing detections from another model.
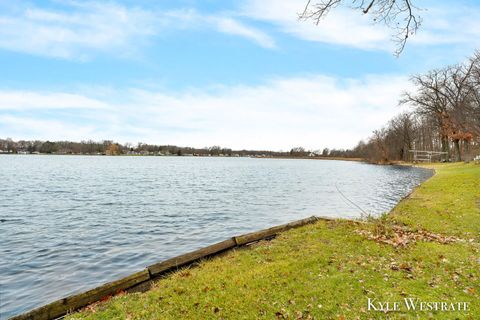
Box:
left=67, top=163, right=479, bottom=319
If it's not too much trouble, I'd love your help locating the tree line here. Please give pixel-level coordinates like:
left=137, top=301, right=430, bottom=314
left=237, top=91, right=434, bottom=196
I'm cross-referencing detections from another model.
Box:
left=0, top=138, right=357, bottom=158
left=350, top=51, right=480, bottom=163
left=0, top=139, right=237, bottom=156
left=0, top=139, right=325, bottom=158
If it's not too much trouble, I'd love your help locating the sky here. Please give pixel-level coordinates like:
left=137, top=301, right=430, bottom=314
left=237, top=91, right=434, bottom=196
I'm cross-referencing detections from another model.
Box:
left=1, top=0, right=480, bottom=151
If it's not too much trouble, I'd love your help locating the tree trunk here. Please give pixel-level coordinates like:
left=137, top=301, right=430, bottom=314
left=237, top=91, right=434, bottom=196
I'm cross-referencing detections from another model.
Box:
left=464, top=140, right=471, bottom=162
left=441, top=135, right=450, bottom=162
left=453, top=139, right=461, bottom=162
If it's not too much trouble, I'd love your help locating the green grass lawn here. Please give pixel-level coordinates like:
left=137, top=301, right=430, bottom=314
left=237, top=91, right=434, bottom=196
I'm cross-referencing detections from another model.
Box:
left=67, top=163, right=480, bottom=319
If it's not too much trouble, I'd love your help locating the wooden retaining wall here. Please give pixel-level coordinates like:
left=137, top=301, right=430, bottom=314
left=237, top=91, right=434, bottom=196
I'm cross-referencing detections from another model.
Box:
left=11, top=215, right=331, bottom=320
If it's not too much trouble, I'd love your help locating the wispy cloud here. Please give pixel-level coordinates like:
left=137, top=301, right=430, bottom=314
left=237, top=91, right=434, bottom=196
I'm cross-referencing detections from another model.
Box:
left=0, top=74, right=409, bottom=149
left=0, top=2, right=157, bottom=59
left=409, top=4, right=480, bottom=48
left=0, top=2, right=275, bottom=60
left=162, top=8, right=276, bottom=49
left=213, top=17, right=275, bottom=49
left=0, top=91, right=108, bottom=110
left=0, top=114, right=98, bottom=140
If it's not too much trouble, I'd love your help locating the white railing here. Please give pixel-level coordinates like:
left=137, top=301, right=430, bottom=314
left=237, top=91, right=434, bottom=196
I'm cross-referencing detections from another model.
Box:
left=408, top=150, right=448, bottom=162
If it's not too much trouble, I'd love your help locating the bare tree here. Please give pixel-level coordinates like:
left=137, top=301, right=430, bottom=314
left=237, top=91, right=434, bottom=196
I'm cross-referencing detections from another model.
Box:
left=299, top=0, right=421, bottom=55
left=388, top=112, right=415, bottom=160
left=401, top=68, right=452, bottom=160
left=339, top=51, right=480, bottom=163
left=371, top=128, right=389, bottom=162
left=442, top=62, right=477, bottom=160
left=467, top=51, right=480, bottom=137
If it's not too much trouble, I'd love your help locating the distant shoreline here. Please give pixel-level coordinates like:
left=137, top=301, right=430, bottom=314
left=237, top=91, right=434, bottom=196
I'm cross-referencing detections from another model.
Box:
left=0, top=152, right=364, bottom=161
left=2, top=153, right=426, bottom=166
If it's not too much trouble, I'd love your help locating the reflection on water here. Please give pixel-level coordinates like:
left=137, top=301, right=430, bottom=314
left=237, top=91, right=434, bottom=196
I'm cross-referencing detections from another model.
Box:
left=0, top=155, right=432, bottom=318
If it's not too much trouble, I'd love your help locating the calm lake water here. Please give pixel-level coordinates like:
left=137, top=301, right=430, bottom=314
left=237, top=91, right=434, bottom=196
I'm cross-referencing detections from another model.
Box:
left=0, top=155, right=432, bottom=318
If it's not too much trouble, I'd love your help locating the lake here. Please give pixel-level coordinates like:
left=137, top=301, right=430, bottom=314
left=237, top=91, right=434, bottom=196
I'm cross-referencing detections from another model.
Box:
left=0, top=155, right=432, bottom=318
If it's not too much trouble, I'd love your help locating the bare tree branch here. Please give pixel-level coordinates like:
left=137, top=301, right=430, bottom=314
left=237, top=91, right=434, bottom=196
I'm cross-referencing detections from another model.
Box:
left=299, top=0, right=422, bottom=56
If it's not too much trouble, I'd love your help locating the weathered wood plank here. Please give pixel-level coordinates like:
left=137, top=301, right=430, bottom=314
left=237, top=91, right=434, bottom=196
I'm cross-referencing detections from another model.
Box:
left=148, top=238, right=237, bottom=277
left=233, top=216, right=320, bottom=246
left=10, top=270, right=150, bottom=320
left=126, top=279, right=154, bottom=294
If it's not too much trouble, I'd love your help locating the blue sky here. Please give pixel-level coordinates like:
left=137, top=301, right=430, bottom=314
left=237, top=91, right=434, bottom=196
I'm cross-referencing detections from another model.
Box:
left=1, top=0, right=480, bottom=150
